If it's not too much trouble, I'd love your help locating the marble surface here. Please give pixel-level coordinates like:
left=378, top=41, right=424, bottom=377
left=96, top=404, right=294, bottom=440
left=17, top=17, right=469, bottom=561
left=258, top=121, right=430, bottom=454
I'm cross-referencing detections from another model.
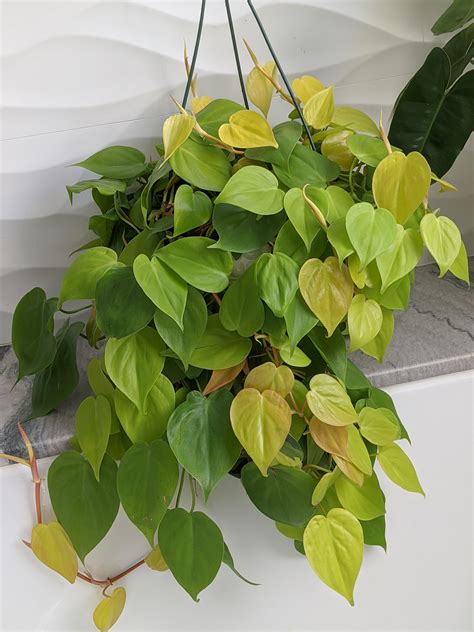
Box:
left=0, top=260, right=472, bottom=463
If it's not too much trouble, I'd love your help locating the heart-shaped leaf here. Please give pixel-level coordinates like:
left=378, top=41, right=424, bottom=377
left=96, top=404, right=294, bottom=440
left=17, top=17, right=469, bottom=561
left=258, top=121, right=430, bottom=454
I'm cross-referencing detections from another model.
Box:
left=335, top=472, right=386, bottom=520
left=299, top=257, right=353, bottom=336
left=48, top=452, right=119, bottom=562
left=215, top=165, right=284, bottom=215
left=309, top=417, right=349, bottom=459
left=219, top=265, right=265, bottom=337
left=158, top=509, right=224, bottom=601
left=360, top=306, right=394, bottom=362
left=117, top=440, right=179, bottom=545
left=196, top=98, right=243, bottom=136
left=345, top=202, right=398, bottom=267
left=284, top=188, right=322, bottom=251
left=420, top=213, right=462, bottom=276
left=93, top=587, right=126, bottom=632
left=145, top=545, right=169, bottom=571
left=378, top=443, right=425, bottom=494
left=303, top=87, right=335, bottom=129
left=256, top=252, right=300, bottom=318
left=372, top=151, right=431, bottom=224
left=167, top=390, right=240, bottom=500
left=376, top=226, right=423, bottom=292
left=346, top=425, right=372, bottom=476
left=59, top=247, right=119, bottom=306
left=346, top=135, right=390, bottom=168
left=347, top=294, right=383, bottom=351
left=244, top=362, right=295, bottom=398
left=219, top=110, right=278, bottom=148
left=273, top=143, right=340, bottom=190
left=31, top=522, right=78, bottom=583
left=327, top=218, right=354, bottom=265
left=170, top=137, right=231, bottom=192
left=246, top=60, right=277, bottom=116
left=189, top=314, right=251, bottom=370
left=358, top=407, right=401, bottom=446
left=303, top=508, right=363, bottom=605
left=173, top=184, right=213, bottom=237
left=76, top=395, right=111, bottom=480
left=246, top=121, right=302, bottom=168
left=306, top=374, right=358, bottom=427
left=212, top=203, right=285, bottom=253
left=230, top=388, right=292, bottom=476
left=163, top=112, right=194, bottom=160
left=284, top=291, right=319, bottom=353
left=292, top=75, right=324, bottom=103
left=332, top=106, right=380, bottom=136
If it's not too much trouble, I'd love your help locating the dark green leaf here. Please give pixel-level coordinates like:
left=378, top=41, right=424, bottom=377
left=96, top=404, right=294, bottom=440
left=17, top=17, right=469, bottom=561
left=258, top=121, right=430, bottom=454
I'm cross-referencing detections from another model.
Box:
left=76, top=395, right=111, bottom=480
left=432, top=0, right=474, bottom=34
left=173, top=185, right=213, bottom=237
left=274, top=220, right=328, bottom=266
left=284, top=291, right=318, bottom=352
left=222, top=542, right=259, bottom=585
left=219, top=265, right=265, bottom=337
left=74, top=146, right=147, bottom=179
left=256, top=252, right=300, bottom=318
left=307, top=326, right=347, bottom=382
left=443, top=23, right=474, bottom=84
left=118, top=230, right=160, bottom=266
left=212, top=203, right=285, bottom=253
left=67, top=178, right=126, bottom=202
left=361, top=515, right=387, bottom=550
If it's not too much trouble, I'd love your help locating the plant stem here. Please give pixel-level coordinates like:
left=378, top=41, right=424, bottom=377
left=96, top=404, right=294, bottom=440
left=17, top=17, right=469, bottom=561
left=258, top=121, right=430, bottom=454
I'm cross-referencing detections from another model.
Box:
left=18, top=423, right=42, bottom=524
left=175, top=467, right=186, bottom=508
left=60, top=304, right=93, bottom=314
left=189, top=475, right=196, bottom=512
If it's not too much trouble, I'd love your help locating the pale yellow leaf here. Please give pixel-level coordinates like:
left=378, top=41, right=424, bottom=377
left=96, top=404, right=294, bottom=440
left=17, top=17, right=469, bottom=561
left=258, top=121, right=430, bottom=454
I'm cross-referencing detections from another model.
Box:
left=246, top=61, right=276, bottom=116
left=303, top=87, right=335, bottom=129
left=31, top=522, right=78, bottom=584
left=93, top=587, right=126, bottom=632
left=292, top=75, right=325, bottom=104
left=163, top=113, right=194, bottom=161
left=219, top=110, right=278, bottom=149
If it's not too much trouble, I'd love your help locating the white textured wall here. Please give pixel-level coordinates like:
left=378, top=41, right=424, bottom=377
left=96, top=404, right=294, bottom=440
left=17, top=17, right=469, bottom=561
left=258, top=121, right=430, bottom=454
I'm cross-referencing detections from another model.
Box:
left=1, top=0, right=472, bottom=343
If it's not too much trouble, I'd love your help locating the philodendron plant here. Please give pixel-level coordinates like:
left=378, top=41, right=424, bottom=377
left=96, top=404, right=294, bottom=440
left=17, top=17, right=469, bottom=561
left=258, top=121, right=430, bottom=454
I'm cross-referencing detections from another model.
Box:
left=3, top=44, right=470, bottom=631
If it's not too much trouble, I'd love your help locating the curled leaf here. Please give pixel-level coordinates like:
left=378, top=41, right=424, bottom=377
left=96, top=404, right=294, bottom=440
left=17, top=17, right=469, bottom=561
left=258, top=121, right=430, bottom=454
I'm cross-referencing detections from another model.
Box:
left=163, top=112, right=194, bottom=161
left=93, top=587, right=126, bottom=632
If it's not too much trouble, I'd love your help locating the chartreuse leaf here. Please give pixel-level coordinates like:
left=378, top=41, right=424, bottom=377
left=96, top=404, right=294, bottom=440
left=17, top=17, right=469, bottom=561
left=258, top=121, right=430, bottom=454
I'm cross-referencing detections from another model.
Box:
left=95, top=265, right=156, bottom=338
left=230, top=388, right=292, bottom=476
left=75, top=146, right=146, bottom=179
left=155, top=237, right=233, bottom=293
left=48, top=452, right=119, bottom=562
left=420, top=214, right=461, bottom=276
left=215, top=166, right=284, bottom=215
left=346, top=425, right=372, bottom=476
left=76, top=395, right=111, bottom=480
left=246, top=121, right=302, bottom=168
left=59, top=247, right=119, bottom=306
left=360, top=306, right=394, bottom=362
left=12, top=287, right=57, bottom=381
left=212, top=203, right=284, bottom=253
left=246, top=60, right=276, bottom=116
left=154, top=287, right=207, bottom=370
left=31, top=321, right=83, bottom=418
left=31, top=522, right=78, bottom=583
left=376, top=226, right=423, bottom=292
left=332, top=106, right=380, bottom=136
left=378, top=443, right=425, bottom=495
left=304, top=508, right=363, bottom=605
left=133, top=254, right=188, bottom=328
left=449, top=241, right=470, bottom=285
left=115, top=375, right=175, bottom=444
left=346, top=135, right=389, bottom=168
left=158, top=509, right=224, bottom=601
left=284, top=188, right=322, bottom=251
left=170, top=137, right=231, bottom=192
left=241, top=463, right=315, bottom=526
left=312, top=468, right=340, bottom=506
left=117, top=440, right=178, bottom=545
left=189, top=314, right=251, bottom=370
left=146, top=545, right=169, bottom=571
left=173, top=184, right=212, bottom=237
left=219, top=110, right=278, bottom=148
left=93, top=587, right=126, bottom=632
left=335, top=472, right=385, bottom=520
left=347, top=294, right=383, bottom=351
left=358, top=407, right=400, bottom=445
left=162, top=112, right=194, bottom=161
left=219, top=265, right=264, bottom=337
left=320, top=130, right=354, bottom=171
left=372, top=152, right=431, bottom=225
left=284, top=291, right=319, bottom=353
left=276, top=337, right=311, bottom=368
left=256, top=252, right=300, bottom=318
left=303, top=87, right=334, bottom=129
left=244, top=362, right=294, bottom=398
left=299, top=257, right=353, bottom=336
left=309, top=185, right=354, bottom=223
left=333, top=457, right=365, bottom=487
left=345, top=203, right=398, bottom=267
left=307, top=374, right=358, bottom=427
left=292, top=75, right=324, bottom=103
left=167, top=390, right=240, bottom=500
left=105, top=327, right=165, bottom=412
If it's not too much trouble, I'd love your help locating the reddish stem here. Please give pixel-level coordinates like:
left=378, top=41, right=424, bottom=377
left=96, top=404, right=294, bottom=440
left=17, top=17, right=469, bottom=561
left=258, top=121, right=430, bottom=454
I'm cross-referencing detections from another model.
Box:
left=211, top=293, right=222, bottom=305
left=18, top=423, right=42, bottom=524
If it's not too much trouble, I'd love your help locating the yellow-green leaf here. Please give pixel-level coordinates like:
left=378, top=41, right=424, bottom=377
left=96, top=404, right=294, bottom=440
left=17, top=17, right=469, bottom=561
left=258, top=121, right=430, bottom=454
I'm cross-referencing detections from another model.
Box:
left=31, top=522, right=78, bottom=583
left=191, top=95, right=212, bottom=115
left=230, top=388, right=291, bottom=476
left=360, top=306, right=394, bottom=362
left=358, top=407, right=400, bottom=445
left=345, top=202, right=398, bottom=268
left=292, top=75, right=324, bottom=104
left=376, top=225, right=423, bottom=293
left=303, top=87, right=335, bottom=129
left=303, top=508, right=363, bottom=605
left=331, top=106, right=379, bottom=136
left=309, top=416, right=349, bottom=459
left=244, top=362, right=295, bottom=398
left=219, top=110, right=278, bottom=148
left=76, top=395, right=112, bottom=480
left=335, top=472, right=385, bottom=520
left=378, top=443, right=425, bottom=495
left=372, top=151, right=431, bottom=224
left=145, top=545, right=169, bottom=571
left=333, top=456, right=365, bottom=486
left=348, top=294, right=383, bottom=351
left=311, top=468, right=340, bottom=506
left=306, top=374, right=358, bottom=427
left=299, top=256, right=353, bottom=336
left=246, top=61, right=276, bottom=116
left=93, top=587, right=126, bottom=632
left=163, top=113, right=194, bottom=161
left=320, top=130, right=354, bottom=170
left=449, top=241, right=470, bottom=285
left=420, top=213, right=462, bottom=277
left=346, top=425, right=372, bottom=476
left=347, top=253, right=367, bottom=289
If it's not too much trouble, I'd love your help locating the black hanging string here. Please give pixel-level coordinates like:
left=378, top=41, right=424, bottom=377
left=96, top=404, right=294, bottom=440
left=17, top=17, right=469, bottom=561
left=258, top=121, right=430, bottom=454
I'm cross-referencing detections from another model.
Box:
left=246, top=0, right=316, bottom=150
left=225, top=0, right=249, bottom=108
left=182, top=0, right=207, bottom=108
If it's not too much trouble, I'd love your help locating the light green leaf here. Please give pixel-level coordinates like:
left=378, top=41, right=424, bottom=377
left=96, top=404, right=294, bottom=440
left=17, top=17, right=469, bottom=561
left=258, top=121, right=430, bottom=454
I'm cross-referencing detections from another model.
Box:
left=307, top=374, right=358, bottom=427
left=115, top=374, right=175, bottom=444
left=348, top=294, right=383, bottom=352
left=215, top=165, right=284, bottom=215
left=76, top=395, right=111, bottom=480
left=163, top=113, right=194, bottom=161
left=358, top=407, right=401, bottom=445
left=105, top=327, right=165, bottom=412
left=332, top=106, right=379, bottom=136
left=133, top=254, right=188, bottom=328
left=360, top=306, right=394, bottom=362
left=346, top=135, right=389, bottom=168
left=196, top=98, right=243, bottom=137
left=86, top=358, right=120, bottom=434
left=256, top=252, right=300, bottom=318
left=284, top=188, right=322, bottom=251
left=312, top=468, right=340, bottom=506
left=167, top=390, right=240, bottom=500
left=246, top=121, right=302, bottom=168
left=376, top=226, right=423, bottom=292
left=345, top=203, right=398, bottom=267
left=170, top=137, right=231, bottom=192
left=59, top=247, right=119, bottom=306
left=449, top=240, right=470, bottom=285
left=327, top=218, right=354, bottom=265
left=335, top=472, right=386, bottom=520
left=173, top=184, right=213, bottom=237
left=155, top=237, right=233, bottom=293
left=273, top=144, right=340, bottom=190
left=189, top=314, right=251, bottom=370
left=303, top=508, right=363, bottom=605
left=117, top=440, right=179, bottom=545
left=158, top=509, right=224, bottom=601
left=244, top=362, right=295, bottom=398
left=118, top=230, right=160, bottom=266
left=66, top=178, right=126, bottom=202
left=346, top=425, right=372, bottom=476
left=74, top=146, right=146, bottom=179
left=219, top=265, right=265, bottom=337
left=378, top=443, right=425, bottom=494
left=420, top=213, right=462, bottom=276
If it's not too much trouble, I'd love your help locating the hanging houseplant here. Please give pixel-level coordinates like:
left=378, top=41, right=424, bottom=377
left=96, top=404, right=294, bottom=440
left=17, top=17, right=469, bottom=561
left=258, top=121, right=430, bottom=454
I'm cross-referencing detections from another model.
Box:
left=2, top=1, right=470, bottom=629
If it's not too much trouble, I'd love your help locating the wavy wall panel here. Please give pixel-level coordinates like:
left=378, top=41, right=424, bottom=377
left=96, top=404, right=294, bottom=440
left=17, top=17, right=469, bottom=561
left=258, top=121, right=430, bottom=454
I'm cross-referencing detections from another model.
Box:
left=0, top=0, right=472, bottom=342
